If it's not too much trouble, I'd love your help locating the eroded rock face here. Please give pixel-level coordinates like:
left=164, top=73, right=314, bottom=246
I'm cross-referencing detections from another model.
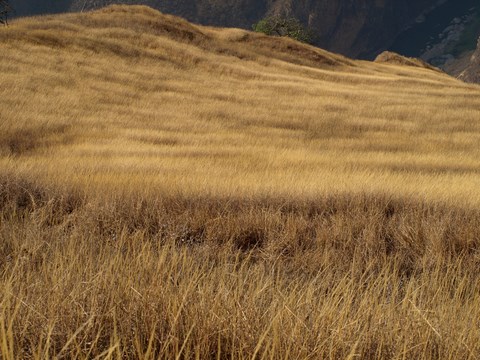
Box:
left=266, top=0, right=439, bottom=58
left=65, top=0, right=440, bottom=59
left=458, top=37, right=480, bottom=83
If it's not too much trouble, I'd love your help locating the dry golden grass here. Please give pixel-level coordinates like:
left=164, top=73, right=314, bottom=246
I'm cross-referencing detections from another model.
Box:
left=1, top=5, right=480, bottom=359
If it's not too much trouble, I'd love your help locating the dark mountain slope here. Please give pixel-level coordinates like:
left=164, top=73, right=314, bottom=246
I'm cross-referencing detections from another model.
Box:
left=459, top=36, right=480, bottom=83
left=11, top=0, right=73, bottom=17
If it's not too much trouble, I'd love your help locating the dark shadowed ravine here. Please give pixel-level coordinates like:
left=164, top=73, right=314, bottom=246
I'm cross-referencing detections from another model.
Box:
left=389, top=0, right=478, bottom=58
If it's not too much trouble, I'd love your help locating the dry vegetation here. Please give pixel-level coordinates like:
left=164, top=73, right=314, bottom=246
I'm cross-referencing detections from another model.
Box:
left=1, top=5, right=480, bottom=359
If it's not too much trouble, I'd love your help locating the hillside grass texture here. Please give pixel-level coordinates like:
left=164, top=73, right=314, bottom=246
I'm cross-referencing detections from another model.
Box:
left=1, top=5, right=480, bottom=359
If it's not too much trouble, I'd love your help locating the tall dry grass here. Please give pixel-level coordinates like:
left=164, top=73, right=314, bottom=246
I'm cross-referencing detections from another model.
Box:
left=1, top=5, right=480, bottom=359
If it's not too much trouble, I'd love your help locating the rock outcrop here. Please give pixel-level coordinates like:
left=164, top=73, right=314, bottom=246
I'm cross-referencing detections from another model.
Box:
left=458, top=37, right=480, bottom=83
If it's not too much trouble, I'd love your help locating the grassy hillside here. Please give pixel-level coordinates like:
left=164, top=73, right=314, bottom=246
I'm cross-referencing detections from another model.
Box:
left=1, top=5, right=480, bottom=359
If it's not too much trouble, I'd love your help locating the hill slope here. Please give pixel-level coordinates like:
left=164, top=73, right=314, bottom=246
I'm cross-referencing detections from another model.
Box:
left=13, top=0, right=480, bottom=79
left=2, top=5, right=479, bottom=204
left=13, top=0, right=441, bottom=58
left=67, top=0, right=440, bottom=59
left=1, top=6, right=480, bottom=359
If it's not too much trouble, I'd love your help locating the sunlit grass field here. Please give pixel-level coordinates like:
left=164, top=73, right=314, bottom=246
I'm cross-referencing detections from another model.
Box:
left=1, top=5, right=480, bottom=359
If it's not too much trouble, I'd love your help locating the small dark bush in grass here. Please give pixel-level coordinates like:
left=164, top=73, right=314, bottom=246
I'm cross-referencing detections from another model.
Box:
left=253, top=16, right=314, bottom=44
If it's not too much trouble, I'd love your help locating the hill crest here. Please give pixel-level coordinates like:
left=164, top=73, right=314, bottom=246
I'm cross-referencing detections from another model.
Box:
left=3, top=5, right=358, bottom=71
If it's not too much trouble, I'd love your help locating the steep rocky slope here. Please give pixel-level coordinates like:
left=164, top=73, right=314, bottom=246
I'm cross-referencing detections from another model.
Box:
left=258, top=0, right=439, bottom=58
left=458, top=37, right=480, bottom=83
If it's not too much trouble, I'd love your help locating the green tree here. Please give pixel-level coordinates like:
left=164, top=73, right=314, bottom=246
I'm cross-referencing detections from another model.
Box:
left=0, top=0, right=13, bottom=26
left=253, top=16, right=314, bottom=44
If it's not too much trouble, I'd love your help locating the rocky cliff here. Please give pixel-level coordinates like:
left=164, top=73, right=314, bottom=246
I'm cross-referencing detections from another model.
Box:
left=458, top=37, right=480, bottom=83
left=264, top=0, right=440, bottom=58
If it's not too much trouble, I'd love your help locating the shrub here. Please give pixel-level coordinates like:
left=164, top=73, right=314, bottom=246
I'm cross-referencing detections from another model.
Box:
left=253, top=16, right=314, bottom=44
